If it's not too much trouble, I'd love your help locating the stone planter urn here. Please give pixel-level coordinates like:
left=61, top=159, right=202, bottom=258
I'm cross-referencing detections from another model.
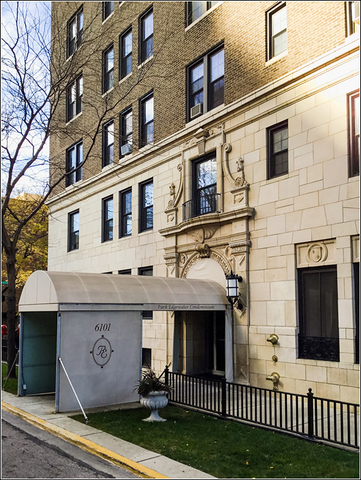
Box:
left=140, top=391, right=169, bottom=422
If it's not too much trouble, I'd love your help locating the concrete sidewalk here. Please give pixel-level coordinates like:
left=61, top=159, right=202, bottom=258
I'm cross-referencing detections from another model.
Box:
left=1, top=391, right=215, bottom=479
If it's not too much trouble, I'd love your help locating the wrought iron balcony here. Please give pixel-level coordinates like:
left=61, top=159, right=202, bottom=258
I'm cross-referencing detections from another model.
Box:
left=182, top=193, right=221, bottom=221
left=298, top=334, right=339, bottom=362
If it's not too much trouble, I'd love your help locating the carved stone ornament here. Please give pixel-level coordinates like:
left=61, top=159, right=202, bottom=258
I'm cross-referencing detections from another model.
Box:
left=167, top=213, right=175, bottom=223
left=224, top=143, right=232, bottom=153
left=196, top=244, right=211, bottom=258
left=234, top=157, right=249, bottom=187
left=189, top=227, right=219, bottom=243
left=306, top=243, right=328, bottom=264
left=181, top=248, right=232, bottom=278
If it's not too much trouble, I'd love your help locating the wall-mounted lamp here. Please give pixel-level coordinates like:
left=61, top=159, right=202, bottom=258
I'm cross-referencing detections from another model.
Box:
left=226, top=272, right=243, bottom=310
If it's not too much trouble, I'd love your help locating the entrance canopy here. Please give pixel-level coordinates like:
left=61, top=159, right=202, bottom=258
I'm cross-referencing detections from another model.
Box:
left=19, top=271, right=228, bottom=312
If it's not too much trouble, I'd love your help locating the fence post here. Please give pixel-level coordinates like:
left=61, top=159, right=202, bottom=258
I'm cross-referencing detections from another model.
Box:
left=221, top=377, right=227, bottom=417
left=164, top=364, right=169, bottom=386
left=307, top=388, right=314, bottom=438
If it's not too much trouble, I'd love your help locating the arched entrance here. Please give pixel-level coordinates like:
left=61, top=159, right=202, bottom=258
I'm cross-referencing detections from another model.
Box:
left=174, top=258, right=232, bottom=379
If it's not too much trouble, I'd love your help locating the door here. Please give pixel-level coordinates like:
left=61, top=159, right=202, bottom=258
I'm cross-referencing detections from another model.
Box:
left=207, top=311, right=225, bottom=376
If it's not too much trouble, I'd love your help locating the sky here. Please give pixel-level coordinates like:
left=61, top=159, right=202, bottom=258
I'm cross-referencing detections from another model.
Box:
left=1, top=1, right=52, bottom=197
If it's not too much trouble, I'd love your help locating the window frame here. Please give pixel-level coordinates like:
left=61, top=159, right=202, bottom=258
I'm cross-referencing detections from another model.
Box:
left=139, top=92, right=154, bottom=147
left=346, top=1, right=360, bottom=36
left=187, top=44, right=224, bottom=122
left=119, top=27, right=132, bottom=79
left=267, top=120, right=288, bottom=179
left=118, top=269, right=131, bottom=274
left=138, top=266, right=153, bottom=319
left=102, top=1, right=114, bottom=21
left=66, top=140, right=83, bottom=187
left=348, top=90, right=360, bottom=177
left=139, top=7, right=153, bottom=64
left=66, top=74, right=83, bottom=122
left=102, top=195, right=114, bottom=243
left=186, top=2, right=220, bottom=27
left=298, top=265, right=340, bottom=362
left=139, top=179, right=153, bottom=232
left=68, top=209, right=80, bottom=252
left=119, top=106, right=133, bottom=157
left=266, top=1, right=287, bottom=61
left=67, top=7, right=83, bottom=58
left=102, top=43, right=114, bottom=93
left=192, top=153, right=218, bottom=216
left=119, top=187, right=132, bottom=238
left=102, top=119, right=114, bottom=167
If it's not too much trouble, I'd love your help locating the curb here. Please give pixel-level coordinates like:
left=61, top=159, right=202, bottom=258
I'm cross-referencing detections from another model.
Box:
left=2, top=401, right=169, bottom=479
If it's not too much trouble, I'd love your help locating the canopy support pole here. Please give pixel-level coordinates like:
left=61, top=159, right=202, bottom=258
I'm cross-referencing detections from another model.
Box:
left=58, top=357, right=88, bottom=424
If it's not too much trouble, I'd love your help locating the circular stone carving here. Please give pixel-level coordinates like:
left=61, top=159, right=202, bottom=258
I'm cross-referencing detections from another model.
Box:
left=306, top=243, right=327, bottom=264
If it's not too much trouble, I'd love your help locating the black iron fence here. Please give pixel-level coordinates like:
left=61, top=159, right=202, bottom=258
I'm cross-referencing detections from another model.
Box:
left=164, top=367, right=359, bottom=450
left=182, top=193, right=221, bottom=221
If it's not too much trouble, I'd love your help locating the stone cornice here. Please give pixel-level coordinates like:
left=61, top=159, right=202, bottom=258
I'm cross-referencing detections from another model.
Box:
left=159, top=206, right=255, bottom=238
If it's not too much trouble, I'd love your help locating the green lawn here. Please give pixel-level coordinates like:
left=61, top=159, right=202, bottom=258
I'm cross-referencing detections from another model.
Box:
left=72, top=404, right=359, bottom=478
left=1, top=362, right=18, bottom=395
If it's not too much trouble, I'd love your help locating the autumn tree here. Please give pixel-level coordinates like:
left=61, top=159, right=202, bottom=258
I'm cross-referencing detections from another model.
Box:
left=1, top=1, right=186, bottom=378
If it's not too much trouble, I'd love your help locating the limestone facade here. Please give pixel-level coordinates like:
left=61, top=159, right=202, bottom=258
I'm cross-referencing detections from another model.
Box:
left=48, top=1, right=360, bottom=403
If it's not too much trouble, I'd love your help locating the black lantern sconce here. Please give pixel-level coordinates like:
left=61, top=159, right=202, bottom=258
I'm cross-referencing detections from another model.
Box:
left=226, top=272, right=243, bottom=310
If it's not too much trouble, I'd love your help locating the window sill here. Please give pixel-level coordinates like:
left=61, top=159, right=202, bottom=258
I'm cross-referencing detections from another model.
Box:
left=102, top=86, right=114, bottom=98
left=66, top=111, right=83, bottom=126
left=102, top=12, right=114, bottom=24
left=119, top=72, right=132, bottom=84
left=185, top=2, right=223, bottom=31
left=102, top=162, right=115, bottom=171
left=65, top=180, right=83, bottom=191
left=266, top=50, right=288, bottom=67
left=186, top=103, right=225, bottom=127
left=66, top=43, right=83, bottom=63
left=138, top=55, right=153, bottom=69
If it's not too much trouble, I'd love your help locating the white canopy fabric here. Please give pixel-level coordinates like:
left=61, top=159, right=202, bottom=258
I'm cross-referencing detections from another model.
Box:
left=19, top=271, right=228, bottom=312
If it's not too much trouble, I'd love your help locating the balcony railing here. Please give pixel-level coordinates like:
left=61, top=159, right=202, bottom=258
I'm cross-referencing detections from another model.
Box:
left=183, top=193, right=221, bottom=221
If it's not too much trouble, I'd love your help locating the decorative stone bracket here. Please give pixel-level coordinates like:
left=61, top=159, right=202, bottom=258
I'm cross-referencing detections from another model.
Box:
left=165, top=164, right=183, bottom=226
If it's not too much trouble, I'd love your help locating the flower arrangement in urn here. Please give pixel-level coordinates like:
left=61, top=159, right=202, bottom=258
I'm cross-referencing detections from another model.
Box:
left=135, top=367, right=172, bottom=422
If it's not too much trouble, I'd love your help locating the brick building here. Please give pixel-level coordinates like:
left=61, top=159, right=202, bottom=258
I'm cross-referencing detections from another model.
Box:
left=48, top=1, right=360, bottom=403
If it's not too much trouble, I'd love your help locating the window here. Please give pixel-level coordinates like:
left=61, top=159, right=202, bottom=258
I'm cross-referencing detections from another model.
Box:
left=139, top=267, right=153, bottom=319
left=66, top=75, right=83, bottom=122
left=267, top=121, right=288, bottom=179
left=298, top=266, right=339, bottom=362
left=120, top=28, right=132, bottom=79
left=119, top=188, right=132, bottom=237
left=353, top=262, right=359, bottom=364
left=118, top=269, right=131, bottom=274
left=103, top=120, right=114, bottom=167
left=346, top=1, right=360, bottom=36
left=140, top=8, right=153, bottom=63
left=103, top=1, right=114, bottom=21
left=139, top=180, right=153, bottom=232
left=67, top=7, right=83, bottom=58
left=103, top=44, right=114, bottom=93
left=267, top=2, right=287, bottom=60
left=68, top=210, right=79, bottom=251
left=348, top=90, right=360, bottom=177
left=142, top=347, right=151, bottom=367
left=66, top=141, right=83, bottom=186
left=190, top=154, right=218, bottom=218
left=186, top=2, right=220, bottom=26
left=102, top=196, right=113, bottom=242
left=119, top=107, right=132, bottom=156
left=187, top=46, right=224, bottom=121
left=140, top=93, right=154, bottom=147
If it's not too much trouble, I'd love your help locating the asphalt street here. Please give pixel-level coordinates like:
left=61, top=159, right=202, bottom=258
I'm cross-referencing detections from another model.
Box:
left=1, top=410, right=139, bottom=479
